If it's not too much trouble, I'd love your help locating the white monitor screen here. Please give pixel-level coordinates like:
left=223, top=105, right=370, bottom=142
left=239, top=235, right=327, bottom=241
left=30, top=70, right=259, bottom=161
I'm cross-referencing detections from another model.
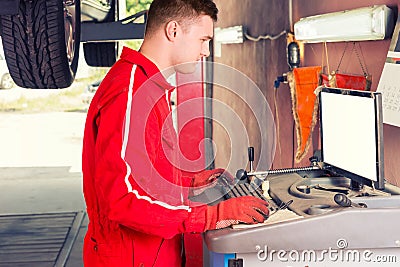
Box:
left=320, top=90, right=378, bottom=182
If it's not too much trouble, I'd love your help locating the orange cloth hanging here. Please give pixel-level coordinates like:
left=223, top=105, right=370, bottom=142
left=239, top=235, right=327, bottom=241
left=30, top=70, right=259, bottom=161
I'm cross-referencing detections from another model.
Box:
left=320, top=42, right=372, bottom=91
left=288, top=66, right=321, bottom=163
left=321, top=72, right=371, bottom=91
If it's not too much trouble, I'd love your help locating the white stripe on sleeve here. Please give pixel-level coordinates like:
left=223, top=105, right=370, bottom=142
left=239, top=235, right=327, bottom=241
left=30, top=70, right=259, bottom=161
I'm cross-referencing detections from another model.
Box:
left=121, top=65, right=191, bottom=212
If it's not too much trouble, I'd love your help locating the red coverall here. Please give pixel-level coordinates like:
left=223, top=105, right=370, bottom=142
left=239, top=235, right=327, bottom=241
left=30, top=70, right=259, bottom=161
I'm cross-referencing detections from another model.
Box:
left=82, top=47, right=207, bottom=266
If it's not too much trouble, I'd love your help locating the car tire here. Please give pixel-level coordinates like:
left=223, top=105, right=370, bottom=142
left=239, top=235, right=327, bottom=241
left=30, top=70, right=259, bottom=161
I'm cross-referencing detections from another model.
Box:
left=0, top=0, right=80, bottom=89
left=0, top=73, right=13, bottom=89
left=82, top=0, right=117, bottom=67
left=83, top=41, right=118, bottom=67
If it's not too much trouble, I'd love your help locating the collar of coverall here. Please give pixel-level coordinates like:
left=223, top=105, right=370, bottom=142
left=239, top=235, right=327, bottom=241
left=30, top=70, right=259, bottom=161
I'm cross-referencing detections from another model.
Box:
left=120, top=46, right=175, bottom=93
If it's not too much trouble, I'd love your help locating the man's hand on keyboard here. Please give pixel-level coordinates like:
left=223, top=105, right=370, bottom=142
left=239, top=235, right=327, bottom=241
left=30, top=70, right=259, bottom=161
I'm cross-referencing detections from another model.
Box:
left=205, top=196, right=269, bottom=230
left=192, top=168, right=234, bottom=188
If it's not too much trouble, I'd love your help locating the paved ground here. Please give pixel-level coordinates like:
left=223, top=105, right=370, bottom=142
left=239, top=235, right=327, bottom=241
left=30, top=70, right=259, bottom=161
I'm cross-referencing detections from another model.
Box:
left=0, top=111, right=88, bottom=266
left=0, top=87, right=66, bottom=103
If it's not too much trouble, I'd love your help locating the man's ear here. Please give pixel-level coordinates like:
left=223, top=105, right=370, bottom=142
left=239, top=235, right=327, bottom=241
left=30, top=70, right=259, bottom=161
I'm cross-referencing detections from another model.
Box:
left=165, top=21, right=179, bottom=41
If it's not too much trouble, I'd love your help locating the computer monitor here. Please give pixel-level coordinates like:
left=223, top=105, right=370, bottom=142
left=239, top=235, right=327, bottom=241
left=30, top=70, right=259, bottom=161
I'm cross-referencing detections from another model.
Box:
left=319, top=87, right=385, bottom=190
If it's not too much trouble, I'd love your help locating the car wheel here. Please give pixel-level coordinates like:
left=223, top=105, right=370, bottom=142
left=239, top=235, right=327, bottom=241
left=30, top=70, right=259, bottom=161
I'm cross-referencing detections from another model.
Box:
left=82, top=0, right=117, bottom=67
left=0, top=0, right=81, bottom=89
left=83, top=41, right=118, bottom=67
left=0, top=73, right=14, bottom=89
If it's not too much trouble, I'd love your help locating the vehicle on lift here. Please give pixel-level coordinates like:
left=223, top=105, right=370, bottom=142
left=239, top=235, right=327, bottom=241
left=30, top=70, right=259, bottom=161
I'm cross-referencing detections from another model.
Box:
left=0, top=0, right=146, bottom=89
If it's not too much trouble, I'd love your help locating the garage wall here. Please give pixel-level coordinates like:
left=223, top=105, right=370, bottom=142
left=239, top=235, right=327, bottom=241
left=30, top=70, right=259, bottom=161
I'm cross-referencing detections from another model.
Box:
left=212, top=0, right=400, bottom=186
left=211, top=0, right=292, bottom=174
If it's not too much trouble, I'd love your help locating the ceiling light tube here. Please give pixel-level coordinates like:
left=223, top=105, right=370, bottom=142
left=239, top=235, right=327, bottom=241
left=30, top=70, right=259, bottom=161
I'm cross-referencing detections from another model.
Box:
left=294, top=5, right=394, bottom=43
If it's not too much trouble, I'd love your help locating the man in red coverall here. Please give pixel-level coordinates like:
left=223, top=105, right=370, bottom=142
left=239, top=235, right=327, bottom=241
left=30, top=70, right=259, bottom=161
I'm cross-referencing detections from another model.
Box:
left=82, top=0, right=269, bottom=266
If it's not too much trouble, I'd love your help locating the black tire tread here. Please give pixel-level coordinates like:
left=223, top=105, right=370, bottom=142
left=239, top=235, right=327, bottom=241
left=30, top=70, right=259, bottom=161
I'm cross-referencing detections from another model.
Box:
left=83, top=42, right=117, bottom=67
left=83, top=0, right=117, bottom=67
left=0, top=0, right=78, bottom=89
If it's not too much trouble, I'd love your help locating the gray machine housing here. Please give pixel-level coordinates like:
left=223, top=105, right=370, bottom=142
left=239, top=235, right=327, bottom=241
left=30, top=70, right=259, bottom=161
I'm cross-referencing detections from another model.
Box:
left=204, top=88, right=400, bottom=266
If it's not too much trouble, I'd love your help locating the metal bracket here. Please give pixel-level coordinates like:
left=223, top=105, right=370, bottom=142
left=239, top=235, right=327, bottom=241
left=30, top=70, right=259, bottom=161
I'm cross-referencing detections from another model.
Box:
left=81, top=10, right=147, bottom=42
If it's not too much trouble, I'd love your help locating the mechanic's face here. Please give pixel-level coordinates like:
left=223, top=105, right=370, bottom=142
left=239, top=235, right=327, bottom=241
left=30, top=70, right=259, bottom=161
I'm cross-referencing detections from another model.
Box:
left=173, top=15, right=214, bottom=74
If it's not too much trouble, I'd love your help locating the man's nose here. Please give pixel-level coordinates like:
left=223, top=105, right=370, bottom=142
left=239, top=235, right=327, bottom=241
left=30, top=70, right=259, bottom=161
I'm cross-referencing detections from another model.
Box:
left=201, top=42, right=211, bottom=57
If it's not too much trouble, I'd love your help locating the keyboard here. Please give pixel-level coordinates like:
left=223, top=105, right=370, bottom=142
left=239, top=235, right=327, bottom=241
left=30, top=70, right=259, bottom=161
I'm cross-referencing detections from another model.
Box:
left=224, top=182, right=302, bottom=226
left=224, top=182, right=280, bottom=213
left=225, top=182, right=267, bottom=200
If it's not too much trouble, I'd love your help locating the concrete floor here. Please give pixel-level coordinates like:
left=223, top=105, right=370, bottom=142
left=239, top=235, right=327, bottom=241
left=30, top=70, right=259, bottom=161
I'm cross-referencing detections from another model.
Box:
left=0, top=112, right=87, bottom=266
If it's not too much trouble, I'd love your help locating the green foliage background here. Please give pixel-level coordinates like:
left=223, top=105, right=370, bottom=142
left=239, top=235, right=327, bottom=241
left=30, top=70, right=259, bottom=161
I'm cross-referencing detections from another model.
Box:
left=126, top=0, right=152, bottom=15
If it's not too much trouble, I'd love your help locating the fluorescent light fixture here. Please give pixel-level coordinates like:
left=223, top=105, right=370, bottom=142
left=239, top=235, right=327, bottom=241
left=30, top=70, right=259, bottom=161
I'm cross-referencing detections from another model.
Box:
left=215, top=25, right=244, bottom=44
left=214, top=25, right=244, bottom=57
left=294, top=5, right=394, bottom=43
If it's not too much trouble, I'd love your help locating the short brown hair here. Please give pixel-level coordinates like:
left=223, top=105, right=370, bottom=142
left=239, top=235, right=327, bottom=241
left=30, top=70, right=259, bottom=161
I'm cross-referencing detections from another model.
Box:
left=145, top=0, right=218, bottom=36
